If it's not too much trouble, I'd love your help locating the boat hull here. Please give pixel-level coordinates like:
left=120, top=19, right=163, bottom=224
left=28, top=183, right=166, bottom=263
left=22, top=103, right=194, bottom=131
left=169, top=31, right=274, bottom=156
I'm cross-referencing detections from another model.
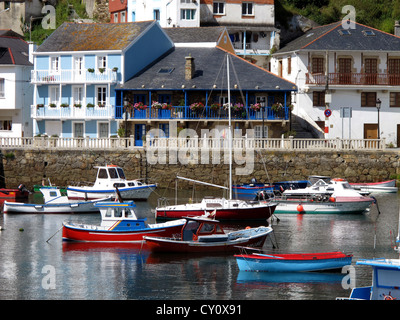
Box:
left=67, top=184, right=156, bottom=200
left=3, top=200, right=102, bottom=214
left=144, top=227, right=272, bottom=253
left=156, top=202, right=276, bottom=221
left=0, top=189, right=29, bottom=199
left=235, top=252, right=353, bottom=272
left=232, top=184, right=274, bottom=200
left=62, top=220, right=185, bottom=242
left=274, top=198, right=373, bottom=214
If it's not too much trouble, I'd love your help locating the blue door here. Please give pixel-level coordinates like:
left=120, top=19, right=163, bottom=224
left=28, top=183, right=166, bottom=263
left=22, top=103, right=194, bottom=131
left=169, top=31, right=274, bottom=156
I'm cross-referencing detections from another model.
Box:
left=135, top=124, right=146, bottom=146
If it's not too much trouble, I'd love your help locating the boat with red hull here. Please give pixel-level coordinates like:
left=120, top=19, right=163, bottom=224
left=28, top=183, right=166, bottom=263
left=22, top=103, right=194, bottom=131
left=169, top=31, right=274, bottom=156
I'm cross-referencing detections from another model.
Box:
left=0, top=184, right=29, bottom=199
left=156, top=197, right=277, bottom=221
left=144, top=216, right=273, bottom=253
left=62, top=201, right=185, bottom=242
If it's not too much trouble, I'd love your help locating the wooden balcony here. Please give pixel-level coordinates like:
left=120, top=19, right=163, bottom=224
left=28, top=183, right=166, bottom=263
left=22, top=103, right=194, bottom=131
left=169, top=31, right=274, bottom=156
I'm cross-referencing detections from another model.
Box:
left=115, top=105, right=290, bottom=121
left=306, top=73, right=400, bottom=86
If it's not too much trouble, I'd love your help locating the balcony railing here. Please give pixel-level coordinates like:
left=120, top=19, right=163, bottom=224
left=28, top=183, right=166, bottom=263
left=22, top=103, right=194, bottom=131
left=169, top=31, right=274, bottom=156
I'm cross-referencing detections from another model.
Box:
left=31, top=69, right=117, bottom=84
left=115, top=105, right=290, bottom=121
left=31, top=104, right=115, bottom=120
left=0, top=136, right=386, bottom=151
left=306, top=73, right=400, bottom=86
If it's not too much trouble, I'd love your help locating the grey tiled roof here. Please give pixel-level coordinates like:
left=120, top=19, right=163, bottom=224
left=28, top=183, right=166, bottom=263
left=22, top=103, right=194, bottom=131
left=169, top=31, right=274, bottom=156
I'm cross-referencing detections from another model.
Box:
left=36, top=21, right=155, bottom=52
left=119, top=47, right=297, bottom=91
left=0, top=36, right=32, bottom=66
left=163, top=26, right=226, bottom=43
left=276, top=21, right=400, bottom=53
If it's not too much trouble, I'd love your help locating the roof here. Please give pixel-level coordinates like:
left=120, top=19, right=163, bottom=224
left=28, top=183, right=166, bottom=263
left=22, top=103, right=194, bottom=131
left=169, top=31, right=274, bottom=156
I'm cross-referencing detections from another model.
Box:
left=118, top=47, right=297, bottom=91
left=0, top=36, right=32, bottom=66
left=36, top=21, right=156, bottom=52
left=163, top=27, right=226, bottom=43
left=276, top=21, right=400, bottom=54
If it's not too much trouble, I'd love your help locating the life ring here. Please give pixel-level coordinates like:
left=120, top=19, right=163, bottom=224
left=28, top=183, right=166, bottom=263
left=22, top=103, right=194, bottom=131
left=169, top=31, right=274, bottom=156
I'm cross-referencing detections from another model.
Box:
left=383, top=293, right=396, bottom=300
left=332, top=178, right=345, bottom=182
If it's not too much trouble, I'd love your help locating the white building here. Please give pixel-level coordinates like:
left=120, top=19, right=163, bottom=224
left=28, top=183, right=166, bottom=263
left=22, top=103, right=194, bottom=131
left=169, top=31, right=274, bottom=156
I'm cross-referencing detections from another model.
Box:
left=271, top=21, right=400, bottom=146
left=0, top=34, right=33, bottom=138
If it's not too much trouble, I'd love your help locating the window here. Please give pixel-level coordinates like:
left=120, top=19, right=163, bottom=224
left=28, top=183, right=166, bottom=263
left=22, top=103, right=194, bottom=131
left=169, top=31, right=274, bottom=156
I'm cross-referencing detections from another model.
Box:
left=181, top=9, right=195, bottom=20
left=114, top=12, right=118, bottom=23
left=287, top=57, right=292, bottom=75
left=361, top=92, right=377, bottom=107
left=72, top=86, right=83, bottom=105
left=121, top=11, right=126, bottom=22
left=97, top=56, right=107, bottom=70
left=242, top=2, right=253, bottom=16
left=98, top=123, right=109, bottom=138
left=254, top=125, right=268, bottom=138
left=50, top=57, right=59, bottom=73
left=49, top=86, right=60, bottom=105
left=0, top=120, right=11, bottom=131
left=0, top=78, right=4, bottom=98
left=96, top=86, right=107, bottom=106
left=312, top=57, right=324, bottom=74
left=338, top=29, right=351, bottom=36
left=213, top=2, right=225, bottom=14
left=153, top=9, right=160, bottom=21
left=73, top=56, right=83, bottom=75
left=313, top=91, right=325, bottom=107
left=390, top=92, right=400, bottom=108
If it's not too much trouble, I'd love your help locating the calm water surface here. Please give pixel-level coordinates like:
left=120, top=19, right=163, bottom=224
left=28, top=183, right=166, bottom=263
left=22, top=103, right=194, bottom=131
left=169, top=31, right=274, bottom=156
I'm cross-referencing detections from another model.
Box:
left=0, top=189, right=399, bottom=300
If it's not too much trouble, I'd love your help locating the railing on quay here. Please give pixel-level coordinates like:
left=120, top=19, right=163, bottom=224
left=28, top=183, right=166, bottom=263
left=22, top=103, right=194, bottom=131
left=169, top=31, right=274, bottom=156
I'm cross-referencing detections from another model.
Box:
left=0, top=136, right=386, bottom=151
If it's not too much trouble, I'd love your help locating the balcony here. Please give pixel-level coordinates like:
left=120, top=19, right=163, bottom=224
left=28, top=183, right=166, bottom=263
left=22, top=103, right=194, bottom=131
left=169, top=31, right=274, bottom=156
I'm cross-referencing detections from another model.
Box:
left=31, top=69, right=117, bottom=84
left=115, top=105, right=290, bottom=121
left=31, top=104, right=115, bottom=120
left=306, top=73, right=400, bottom=86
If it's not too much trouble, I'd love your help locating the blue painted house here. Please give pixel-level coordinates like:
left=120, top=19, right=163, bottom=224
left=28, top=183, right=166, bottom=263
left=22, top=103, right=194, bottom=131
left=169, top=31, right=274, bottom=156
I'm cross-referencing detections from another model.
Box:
left=31, top=21, right=174, bottom=138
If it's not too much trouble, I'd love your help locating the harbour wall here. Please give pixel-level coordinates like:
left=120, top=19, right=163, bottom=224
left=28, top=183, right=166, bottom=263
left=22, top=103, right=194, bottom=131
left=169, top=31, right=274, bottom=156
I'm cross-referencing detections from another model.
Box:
left=1, top=148, right=400, bottom=189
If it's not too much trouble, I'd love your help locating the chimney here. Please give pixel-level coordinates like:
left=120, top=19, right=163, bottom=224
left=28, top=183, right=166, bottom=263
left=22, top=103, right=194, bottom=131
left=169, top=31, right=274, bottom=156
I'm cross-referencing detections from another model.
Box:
left=185, top=54, right=195, bottom=80
left=395, top=21, right=400, bottom=37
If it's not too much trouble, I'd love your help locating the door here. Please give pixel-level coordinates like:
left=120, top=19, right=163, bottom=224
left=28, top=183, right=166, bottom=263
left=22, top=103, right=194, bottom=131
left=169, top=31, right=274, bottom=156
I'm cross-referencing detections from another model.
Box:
left=397, top=124, right=400, bottom=147
left=364, top=124, right=378, bottom=148
left=364, top=58, right=377, bottom=85
left=338, top=58, right=352, bottom=84
left=388, top=59, right=400, bottom=85
left=135, top=124, right=146, bottom=147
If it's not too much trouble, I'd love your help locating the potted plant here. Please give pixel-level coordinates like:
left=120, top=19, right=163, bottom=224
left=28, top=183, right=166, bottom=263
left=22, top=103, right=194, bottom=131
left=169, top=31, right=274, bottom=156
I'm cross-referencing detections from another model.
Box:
left=210, top=103, right=221, bottom=112
left=87, top=68, right=95, bottom=73
left=161, top=103, right=172, bottom=110
left=60, top=103, right=69, bottom=108
left=74, top=103, right=82, bottom=108
left=250, top=103, right=261, bottom=112
left=98, top=68, right=105, bottom=74
left=98, top=102, right=105, bottom=107
left=133, top=102, right=147, bottom=110
left=36, top=103, right=44, bottom=108
left=190, top=102, right=204, bottom=113
left=49, top=103, right=57, bottom=108
left=86, top=103, right=94, bottom=108
left=271, top=103, right=283, bottom=113
left=151, top=101, right=162, bottom=109
left=112, top=67, right=118, bottom=72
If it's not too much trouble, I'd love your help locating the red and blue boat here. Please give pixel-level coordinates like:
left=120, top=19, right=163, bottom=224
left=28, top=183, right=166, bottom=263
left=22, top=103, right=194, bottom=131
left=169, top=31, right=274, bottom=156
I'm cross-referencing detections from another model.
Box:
left=62, top=201, right=186, bottom=242
left=235, top=251, right=353, bottom=272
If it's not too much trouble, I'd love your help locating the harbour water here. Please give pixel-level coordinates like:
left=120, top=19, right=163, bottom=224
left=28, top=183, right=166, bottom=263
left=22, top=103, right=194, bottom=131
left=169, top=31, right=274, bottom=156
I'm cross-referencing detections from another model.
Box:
left=0, top=189, right=399, bottom=301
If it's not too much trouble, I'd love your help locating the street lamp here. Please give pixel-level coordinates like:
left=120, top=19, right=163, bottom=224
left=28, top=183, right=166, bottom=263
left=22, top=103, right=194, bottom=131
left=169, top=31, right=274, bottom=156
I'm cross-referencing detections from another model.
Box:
left=376, top=98, right=381, bottom=140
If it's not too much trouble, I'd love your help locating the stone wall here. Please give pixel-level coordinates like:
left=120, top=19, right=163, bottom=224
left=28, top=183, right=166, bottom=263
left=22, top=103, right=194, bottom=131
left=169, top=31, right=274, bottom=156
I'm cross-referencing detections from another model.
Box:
left=1, top=149, right=399, bottom=189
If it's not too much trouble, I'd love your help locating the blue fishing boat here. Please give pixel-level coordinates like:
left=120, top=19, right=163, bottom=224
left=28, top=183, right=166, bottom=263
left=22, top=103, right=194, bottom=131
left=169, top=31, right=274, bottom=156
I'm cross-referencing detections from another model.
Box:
left=235, top=251, right=353, bottom=273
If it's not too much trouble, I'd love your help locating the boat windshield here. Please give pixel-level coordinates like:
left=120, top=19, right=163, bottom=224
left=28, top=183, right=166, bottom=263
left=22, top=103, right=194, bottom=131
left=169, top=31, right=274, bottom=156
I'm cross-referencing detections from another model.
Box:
left=108, top=168, right=118, bottom=179
left=117, top=168, right=126, bottom=179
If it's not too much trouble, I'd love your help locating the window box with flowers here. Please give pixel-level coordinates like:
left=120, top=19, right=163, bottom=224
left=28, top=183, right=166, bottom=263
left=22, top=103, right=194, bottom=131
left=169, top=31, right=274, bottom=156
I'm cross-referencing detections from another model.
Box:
left=49, top=103, right=57, bottom=108
left=60, top=103, right=69, bottom=108
left=86, top=103, right=94, bottom=108
left=98, top=102, right=105, bottom=108
left=74, top=103, right=82, bottom=108
left=36, top=104, right=44, bottom=108
left=210, top=103, right=221, bottom=114
left=231, top=102, right=247, bottom=118
left=190, top=102, right=205, bottom=117
left=133, top=102, right=148, bottom=118
left=271, top=103, right=284, bottom=118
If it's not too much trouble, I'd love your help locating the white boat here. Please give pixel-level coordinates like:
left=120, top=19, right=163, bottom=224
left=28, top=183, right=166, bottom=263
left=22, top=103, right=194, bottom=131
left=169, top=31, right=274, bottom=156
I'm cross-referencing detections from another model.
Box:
left=67, top=164, right=156, bottom=200
left=274, top=178, right=376, bottom=214
left=3, top=188, right=108, bottom=214
left=155, top=55, right=277, bottom=221
left=350, top=179, right=398, bottom=194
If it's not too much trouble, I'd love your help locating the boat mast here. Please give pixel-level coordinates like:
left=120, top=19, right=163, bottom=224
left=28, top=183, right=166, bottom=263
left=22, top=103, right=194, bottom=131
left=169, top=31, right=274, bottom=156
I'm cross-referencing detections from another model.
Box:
left=227, top=54, right=232, bottom=200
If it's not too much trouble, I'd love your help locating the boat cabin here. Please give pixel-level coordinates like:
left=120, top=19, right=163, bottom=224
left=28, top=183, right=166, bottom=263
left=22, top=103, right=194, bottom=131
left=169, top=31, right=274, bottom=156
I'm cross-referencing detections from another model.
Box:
left=94, top=201, right=148, bottom=230
left=181, top=217, right=228, bottom=242
left=94, top=165, right=147, bottom=189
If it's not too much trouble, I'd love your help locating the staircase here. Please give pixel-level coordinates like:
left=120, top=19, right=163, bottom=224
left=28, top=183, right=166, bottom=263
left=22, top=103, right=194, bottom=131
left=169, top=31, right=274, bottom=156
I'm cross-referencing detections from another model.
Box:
left=290, top=114, right=323, bottom=139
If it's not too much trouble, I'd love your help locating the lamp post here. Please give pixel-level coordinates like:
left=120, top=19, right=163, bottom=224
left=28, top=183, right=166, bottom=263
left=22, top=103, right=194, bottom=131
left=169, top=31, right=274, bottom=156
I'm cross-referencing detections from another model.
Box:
left=376, top=98, right=381, bottom=140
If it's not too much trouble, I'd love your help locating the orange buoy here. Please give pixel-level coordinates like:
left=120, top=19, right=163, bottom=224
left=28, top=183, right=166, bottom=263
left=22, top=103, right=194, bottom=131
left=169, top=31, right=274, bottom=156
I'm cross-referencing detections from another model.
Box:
left=297, top=204, right=304, bottom=213
left=329, top=197, right=336, bottom=202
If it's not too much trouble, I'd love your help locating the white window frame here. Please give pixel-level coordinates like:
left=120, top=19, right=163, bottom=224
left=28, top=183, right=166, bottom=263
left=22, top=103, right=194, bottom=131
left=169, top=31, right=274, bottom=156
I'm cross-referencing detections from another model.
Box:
left=49, top=86, right=60, bottom=106
left=98, top=122, right=110, bottom=138
left=121, top=11, right=126, bottom=22
left=96, top=55, right=107, bottom=72
left=254, top=125, right=268, bottom=139
left=72, top=85, right=84, bottom=105
left=114, top=12, right=118, bottom=22
left=242, top=2, right=254, bottom=16
left=181, top=9, right=195, bottom=20
left=50, top=56, right=60, bottom=73
left=73, top=56, right=84, bottom=75
left=0, top=78, right=4, bottom=98
left=96, top=85, right=107, bottom=106
left=72, top=121, right=85, bottom=138
left=213, top=2, right=225, bottom=15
